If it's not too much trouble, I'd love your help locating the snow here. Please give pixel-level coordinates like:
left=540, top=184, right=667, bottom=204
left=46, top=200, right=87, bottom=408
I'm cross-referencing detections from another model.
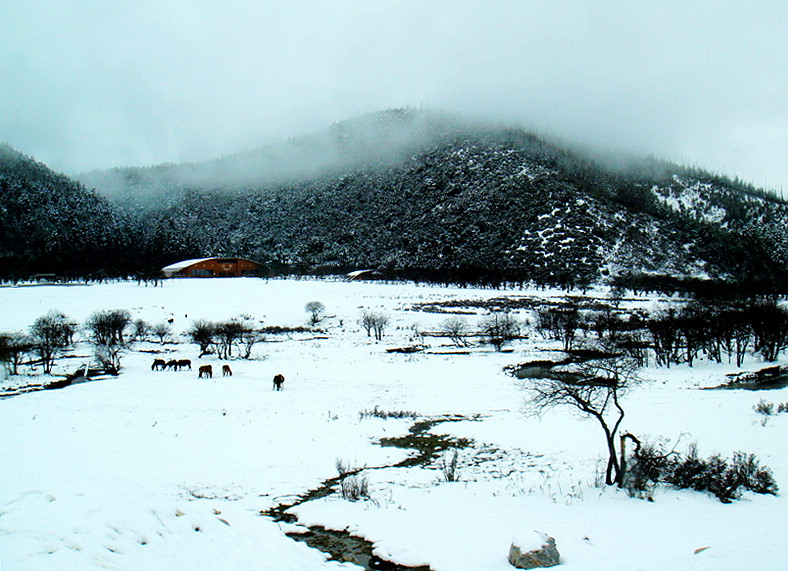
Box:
left=657, top=178, right=728, bottom=224
left=1, top=278, right=787, bottom=570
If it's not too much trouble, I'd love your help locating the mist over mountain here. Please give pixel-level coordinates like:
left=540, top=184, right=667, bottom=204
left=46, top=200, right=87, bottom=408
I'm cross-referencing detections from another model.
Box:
left=4, top=109, right=788, bottom=292
left=77, top=109, right=473, bottom=207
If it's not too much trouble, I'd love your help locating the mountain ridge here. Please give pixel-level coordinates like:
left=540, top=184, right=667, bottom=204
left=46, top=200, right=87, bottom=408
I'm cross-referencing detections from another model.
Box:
left=3, top=109, right=788, bottom=291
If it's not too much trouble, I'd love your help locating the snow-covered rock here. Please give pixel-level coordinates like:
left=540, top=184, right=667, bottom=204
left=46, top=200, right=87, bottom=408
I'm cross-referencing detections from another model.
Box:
left=508, top=531, right=560, bottom=569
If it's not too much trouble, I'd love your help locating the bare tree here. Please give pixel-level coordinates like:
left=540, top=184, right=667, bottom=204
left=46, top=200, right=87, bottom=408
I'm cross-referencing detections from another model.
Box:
left=188, top=319, right=216, bottom=356
left=86, top=309, right=132, bottom=373
left=30, top=311, right=75, bottom=374
left=360, top=310, right=375, bottom=337
left=132, top=319, right=150, bottom=342
left=151, top=322, right=172, bottom=344
left=748, top=301, right=788, bottom=362
left=238, top=327, right=265, bottom=359
left=212, top=317, right=260, bottom=359
left=526, top=356, right=638, bottom=486
left=87, top=309, right=131, bottom=346
left=305, top=301, right=326, bottom=325
left=213, top=320, right=245, bottom=359
left=371, top=313, right=389, bottom=341
left=442, top=316, right=470, bottom=347
left=0, top=332, right=33, bottom=375
left=360, top=310, right=389, bottom=341
left=536, top=306, right=580, bottom=351
left=480, top=311, right=520, bottom=351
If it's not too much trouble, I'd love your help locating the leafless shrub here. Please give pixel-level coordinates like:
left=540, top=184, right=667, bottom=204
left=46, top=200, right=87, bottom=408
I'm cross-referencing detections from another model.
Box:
left=438, top=449, right=460, bottom=482
left=358, top=405, right=418, bottom=420
left=335, top=458, right=370, bottom=501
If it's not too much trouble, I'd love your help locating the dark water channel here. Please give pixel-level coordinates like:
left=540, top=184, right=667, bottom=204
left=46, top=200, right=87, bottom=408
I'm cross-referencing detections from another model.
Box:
left=707, top=366, right=788, bottom=391
left=508, top=349, right=622, bottom=382
left=260, top=416, right=473, bottom=570
left=512, top=354, right=788, bottom=392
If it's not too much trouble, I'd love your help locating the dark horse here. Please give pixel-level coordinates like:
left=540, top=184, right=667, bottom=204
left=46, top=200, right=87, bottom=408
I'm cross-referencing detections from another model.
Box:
left=198, top=364, right=213, bottom=378
left=151, top=359, right=166, bottom=371
left=273, top=373, right=285, bottom=391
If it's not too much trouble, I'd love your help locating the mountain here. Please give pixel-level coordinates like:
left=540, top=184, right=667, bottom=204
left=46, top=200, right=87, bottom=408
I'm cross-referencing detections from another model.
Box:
left=0, top=144, right=140, bottom=280
left=5, top=109, right=788, bottom=291
left=76, top=109, right=788, bottom=292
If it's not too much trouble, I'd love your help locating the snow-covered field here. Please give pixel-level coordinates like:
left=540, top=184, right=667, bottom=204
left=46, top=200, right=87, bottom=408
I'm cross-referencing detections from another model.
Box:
left=1, top=278, right=786, bottom=570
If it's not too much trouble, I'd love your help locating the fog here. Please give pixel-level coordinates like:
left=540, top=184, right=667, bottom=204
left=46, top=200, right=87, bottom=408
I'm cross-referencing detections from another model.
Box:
left=1, top=1, right=787, bottom=192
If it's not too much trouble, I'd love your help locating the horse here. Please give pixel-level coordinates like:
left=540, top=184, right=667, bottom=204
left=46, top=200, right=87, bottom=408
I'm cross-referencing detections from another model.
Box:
left=273, top=373, right=285, bottom=391
left=177, top=359, right=192, bottom=370
left=198, top=364, right=213, bottom=378
left=165, top=359, right=178, bottom=371
left=222, top=364, right=232, bottom=376
left=151, top=359, right=166, bottom=371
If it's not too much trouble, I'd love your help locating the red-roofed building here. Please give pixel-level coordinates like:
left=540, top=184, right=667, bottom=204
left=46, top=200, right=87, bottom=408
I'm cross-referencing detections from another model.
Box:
left=161, top=257, right=261, bottom=278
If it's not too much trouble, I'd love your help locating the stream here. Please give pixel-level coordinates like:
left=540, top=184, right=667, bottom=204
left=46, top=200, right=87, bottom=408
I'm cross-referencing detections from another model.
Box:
left=260, top=415, right=474, bottom=570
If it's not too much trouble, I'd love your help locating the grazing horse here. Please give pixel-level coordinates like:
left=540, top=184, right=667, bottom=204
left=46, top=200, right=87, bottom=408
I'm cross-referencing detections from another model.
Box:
left=151, top=359, right=166, bottom=371
left=177, top=359, right=192, bottom=371
left=198, top=364, right=213, bottom=378
left=273, top=373, right=285, bottom=391
left=166, top=359, right=178, bottom=371
left=222, top=364, right=232, bottom=376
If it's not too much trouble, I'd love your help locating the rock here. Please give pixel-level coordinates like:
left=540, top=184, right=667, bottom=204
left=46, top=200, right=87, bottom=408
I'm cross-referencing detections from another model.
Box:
left=508, top=531, right=560, bottom=569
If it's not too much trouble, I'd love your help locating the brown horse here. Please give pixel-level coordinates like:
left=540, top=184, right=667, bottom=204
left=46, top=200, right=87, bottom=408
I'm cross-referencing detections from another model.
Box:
left=151, top=359, right=166, bottom=371
left=198, top=364, right=213, bottom=378
left=222, top=364, right=232, bottom=376
left=177, top=359, right=192, bottom=371
left=273, top=373, right=285, bottom=391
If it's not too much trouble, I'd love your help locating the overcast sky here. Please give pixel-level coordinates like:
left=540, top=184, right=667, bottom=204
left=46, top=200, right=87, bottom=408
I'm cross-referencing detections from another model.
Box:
left=1, top=1, right=786, bottom=191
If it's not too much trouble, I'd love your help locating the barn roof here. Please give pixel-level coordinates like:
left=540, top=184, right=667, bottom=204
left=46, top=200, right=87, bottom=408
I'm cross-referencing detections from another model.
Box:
left=161, top=257, right=216, bottom=272
left=346, top=269, right=381, bottom=281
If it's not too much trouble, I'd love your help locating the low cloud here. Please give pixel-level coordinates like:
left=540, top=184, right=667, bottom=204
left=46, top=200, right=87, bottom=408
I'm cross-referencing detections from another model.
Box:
left=1, top=1, right=786, bottom=191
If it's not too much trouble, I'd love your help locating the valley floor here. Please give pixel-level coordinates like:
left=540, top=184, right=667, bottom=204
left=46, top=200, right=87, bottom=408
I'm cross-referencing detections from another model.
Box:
left=1, top=278, right=786, bottom=570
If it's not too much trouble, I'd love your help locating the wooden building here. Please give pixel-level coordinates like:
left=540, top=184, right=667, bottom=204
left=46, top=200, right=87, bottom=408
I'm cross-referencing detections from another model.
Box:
left=161, top=257, right=262, bottom=278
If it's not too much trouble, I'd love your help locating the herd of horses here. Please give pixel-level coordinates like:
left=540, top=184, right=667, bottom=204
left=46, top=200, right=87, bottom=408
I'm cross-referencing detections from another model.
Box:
left=151, top=358, right=284, bottom=389
left=151, top=358, right=191, bottom=371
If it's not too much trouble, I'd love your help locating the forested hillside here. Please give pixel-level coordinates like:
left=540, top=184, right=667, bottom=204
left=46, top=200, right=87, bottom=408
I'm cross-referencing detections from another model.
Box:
left=0, top=145, right=141, bottom=280
left=4, top=109, right=788, bottom=292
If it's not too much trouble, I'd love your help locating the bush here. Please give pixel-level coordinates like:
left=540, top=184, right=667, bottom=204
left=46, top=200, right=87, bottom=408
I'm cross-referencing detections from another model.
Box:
left=358, top=405, right=418, bottom=420
left=335, top=458, right=370, bottom=501
left=339, top=473, right=370, bottom=501
left=622, top=439, right=673, bottom=499
left=438, top=449, right=460, bottom=483
left=754, top=399, right=774, bottom=417
left=628, top=442, right=781, bottom=503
